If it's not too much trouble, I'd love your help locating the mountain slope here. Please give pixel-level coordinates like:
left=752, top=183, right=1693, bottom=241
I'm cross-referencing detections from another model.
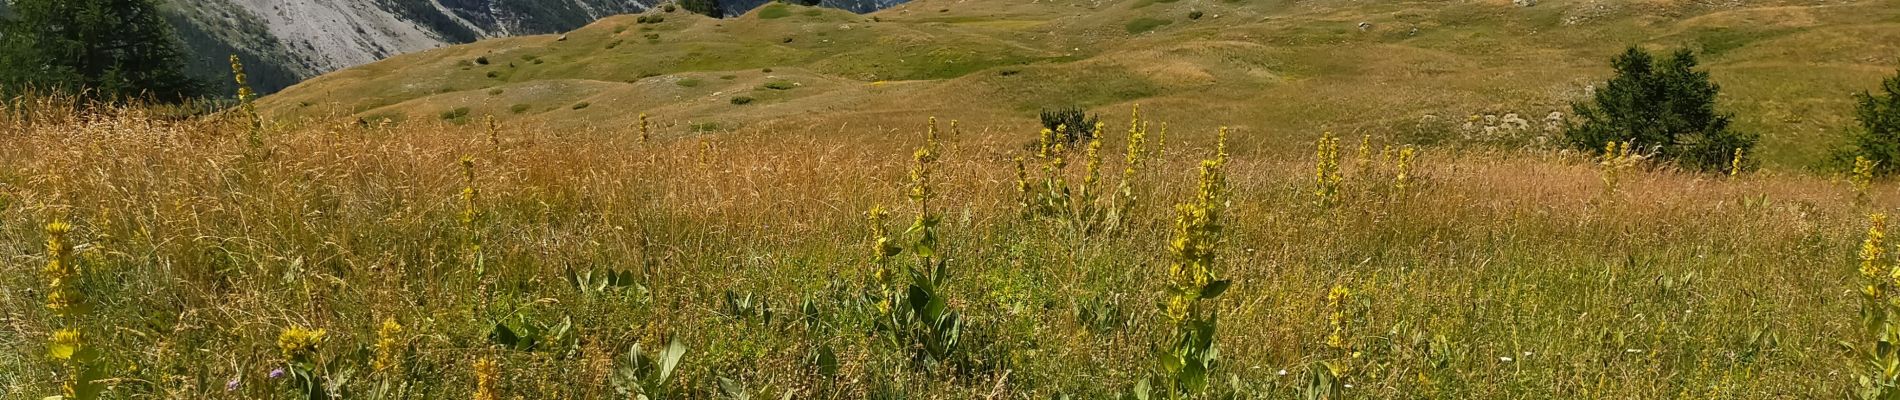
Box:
left=162, top=0, right=906, bottom=95
left=259, top=0, right=1900, bottom=169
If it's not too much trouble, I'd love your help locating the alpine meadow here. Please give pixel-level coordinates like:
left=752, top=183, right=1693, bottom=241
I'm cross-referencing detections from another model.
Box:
left=9, top=0, right=1900, bottom=399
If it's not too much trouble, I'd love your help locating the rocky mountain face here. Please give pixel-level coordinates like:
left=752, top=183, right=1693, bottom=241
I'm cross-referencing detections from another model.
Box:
left=158, top=0, right=903, bottom=95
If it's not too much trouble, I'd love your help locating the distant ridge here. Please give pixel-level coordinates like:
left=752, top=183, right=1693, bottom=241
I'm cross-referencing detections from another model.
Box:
left=161, top=0, right=909, bottom=95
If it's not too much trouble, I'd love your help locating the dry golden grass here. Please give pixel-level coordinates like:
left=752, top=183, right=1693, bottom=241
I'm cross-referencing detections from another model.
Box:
left=0, top=93, right=1889, bottom=397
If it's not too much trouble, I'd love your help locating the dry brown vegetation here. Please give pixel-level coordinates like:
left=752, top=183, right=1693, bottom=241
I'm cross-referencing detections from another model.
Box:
left=0, top=93, right=1888, bottom=397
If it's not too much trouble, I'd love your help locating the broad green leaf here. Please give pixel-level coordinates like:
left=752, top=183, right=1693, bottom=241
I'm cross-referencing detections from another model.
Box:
left=814, top=345, right=839, bottom=377
left=1201, top=279, right=1231, bottom=299
left=489, top=323, right=520, bottom=348
left=660, top=337, right=687, bottom=381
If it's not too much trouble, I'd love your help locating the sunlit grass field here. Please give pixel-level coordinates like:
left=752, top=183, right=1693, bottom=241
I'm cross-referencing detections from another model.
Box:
left=0, top=94, right=1888, bottom=398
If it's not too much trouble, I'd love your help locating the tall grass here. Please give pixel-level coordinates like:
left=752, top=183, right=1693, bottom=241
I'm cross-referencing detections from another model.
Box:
left=0, top=99, right=1882, bottom=398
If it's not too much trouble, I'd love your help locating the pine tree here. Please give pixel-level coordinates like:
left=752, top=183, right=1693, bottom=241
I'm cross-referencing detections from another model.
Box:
left=1566, top=47, right=1756, bottom=172
left=0, top=0, right=203, bottom=102
left=681, top=0, right=725, bottom=18
left=1853, top=70, right=1900, bottom=176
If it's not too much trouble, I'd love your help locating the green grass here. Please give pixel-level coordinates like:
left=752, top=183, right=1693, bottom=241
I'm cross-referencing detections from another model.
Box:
left=677, top=78, right=704, bottom=88
left=4, top=105, right=1889, bottom=398
left=758, top=5, right=792, bottom=19
left=1687, top=27, right=1797, bottom=58
left=1130, top=0, right=1180, bottom=8
left=439, top=106, right=471, bottom=123
left=251, top=0, right=1900, bottom=173
left=1126, top=18, right=1172, bottom=34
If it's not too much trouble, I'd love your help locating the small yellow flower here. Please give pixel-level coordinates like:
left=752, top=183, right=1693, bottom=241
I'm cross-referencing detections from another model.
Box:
left=48, top=328, right=81, bottom=360
left=278, top=327, right=326, bottom=362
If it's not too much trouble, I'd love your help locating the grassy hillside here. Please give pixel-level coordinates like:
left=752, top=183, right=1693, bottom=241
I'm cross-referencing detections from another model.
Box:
left=10, top=0, right=1900, bottom=398
left=261, top=0, right=1900, bottom=170
left=4, top=88, right=1897, bottom=398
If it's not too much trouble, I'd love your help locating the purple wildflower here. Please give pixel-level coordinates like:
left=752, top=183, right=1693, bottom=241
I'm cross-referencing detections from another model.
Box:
left=269, top=367, right=285, bottom=379
left=226, top=378, right=240, bottom=391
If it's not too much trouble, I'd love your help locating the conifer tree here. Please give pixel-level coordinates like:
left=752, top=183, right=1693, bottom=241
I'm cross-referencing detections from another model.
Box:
left=1852, top=70, right=1900, bottom=176
left=1566, top=47, right=1756, bottom=171
left=0, top=0, right=203, bottom=102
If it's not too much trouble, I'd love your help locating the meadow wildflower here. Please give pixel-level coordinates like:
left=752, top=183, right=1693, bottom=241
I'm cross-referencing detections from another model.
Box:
left=1600, top=141, right=1633, bottom=201
left=639, top=113, right=651, bottom=144
left=1394, top=146, right=1417, bottom=193
left=1156, top=127, right=1231, bottom=395
left=278, top=327, right=326, bottom=362
left=1314, top=132, right=1343, bottom=205
left=473, top=358, right=500, bottom=400
left=44, top=221, right=77, bottom=314
left=1355, top=135, right=1372, bottom=174
left=231, top=55, right=262, bottom=147
left=1325, top=285, right=1353, bottom=352
left=374, top=317, right=404, bottom=372
left=485, top=114, right=500, bottom=145
left=1854, top=156, right=1878, bottom=205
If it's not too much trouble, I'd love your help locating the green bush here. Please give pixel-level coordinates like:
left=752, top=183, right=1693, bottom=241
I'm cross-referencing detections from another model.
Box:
left=677, top=78, right=704, bottom=88
left=1039, top=106, right=1100, bottom=146
left=1851, top=70, right=1900, bottom=176
left=761, top=80, right=796, bottom=90
left=731, top=96, right=755, bottom=105
left=439, top=107, right=471, bottom=122
left=1565, top=47, right=1756, bottom=172
left=572, top=102, right=591, bottom=110
left=509, top=104, right=532, bottom=114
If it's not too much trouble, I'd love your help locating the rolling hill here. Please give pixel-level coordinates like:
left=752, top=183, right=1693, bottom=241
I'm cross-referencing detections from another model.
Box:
left=258, top=0, right=1900, bottom=169
left=156, top=0, right=907, bottom=94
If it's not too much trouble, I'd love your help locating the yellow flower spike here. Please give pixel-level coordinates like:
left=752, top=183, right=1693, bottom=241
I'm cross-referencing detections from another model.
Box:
left=638, top=113, right=651, bottom=144
left=473, top=357, right=501, bottom=400
left=374, top=317, right=404, bottom=372
left=1355, top=135, right=1372, bottom=173
left=1855, top=156, right=1878, bottom=204
left=1313, top=132, right=1342, bottom=204
left=1863, top=214, right=1888, bottom=282
left=1395, top=146, right=1418, bottom=193
left=44, top=221, right=77, bottom=314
